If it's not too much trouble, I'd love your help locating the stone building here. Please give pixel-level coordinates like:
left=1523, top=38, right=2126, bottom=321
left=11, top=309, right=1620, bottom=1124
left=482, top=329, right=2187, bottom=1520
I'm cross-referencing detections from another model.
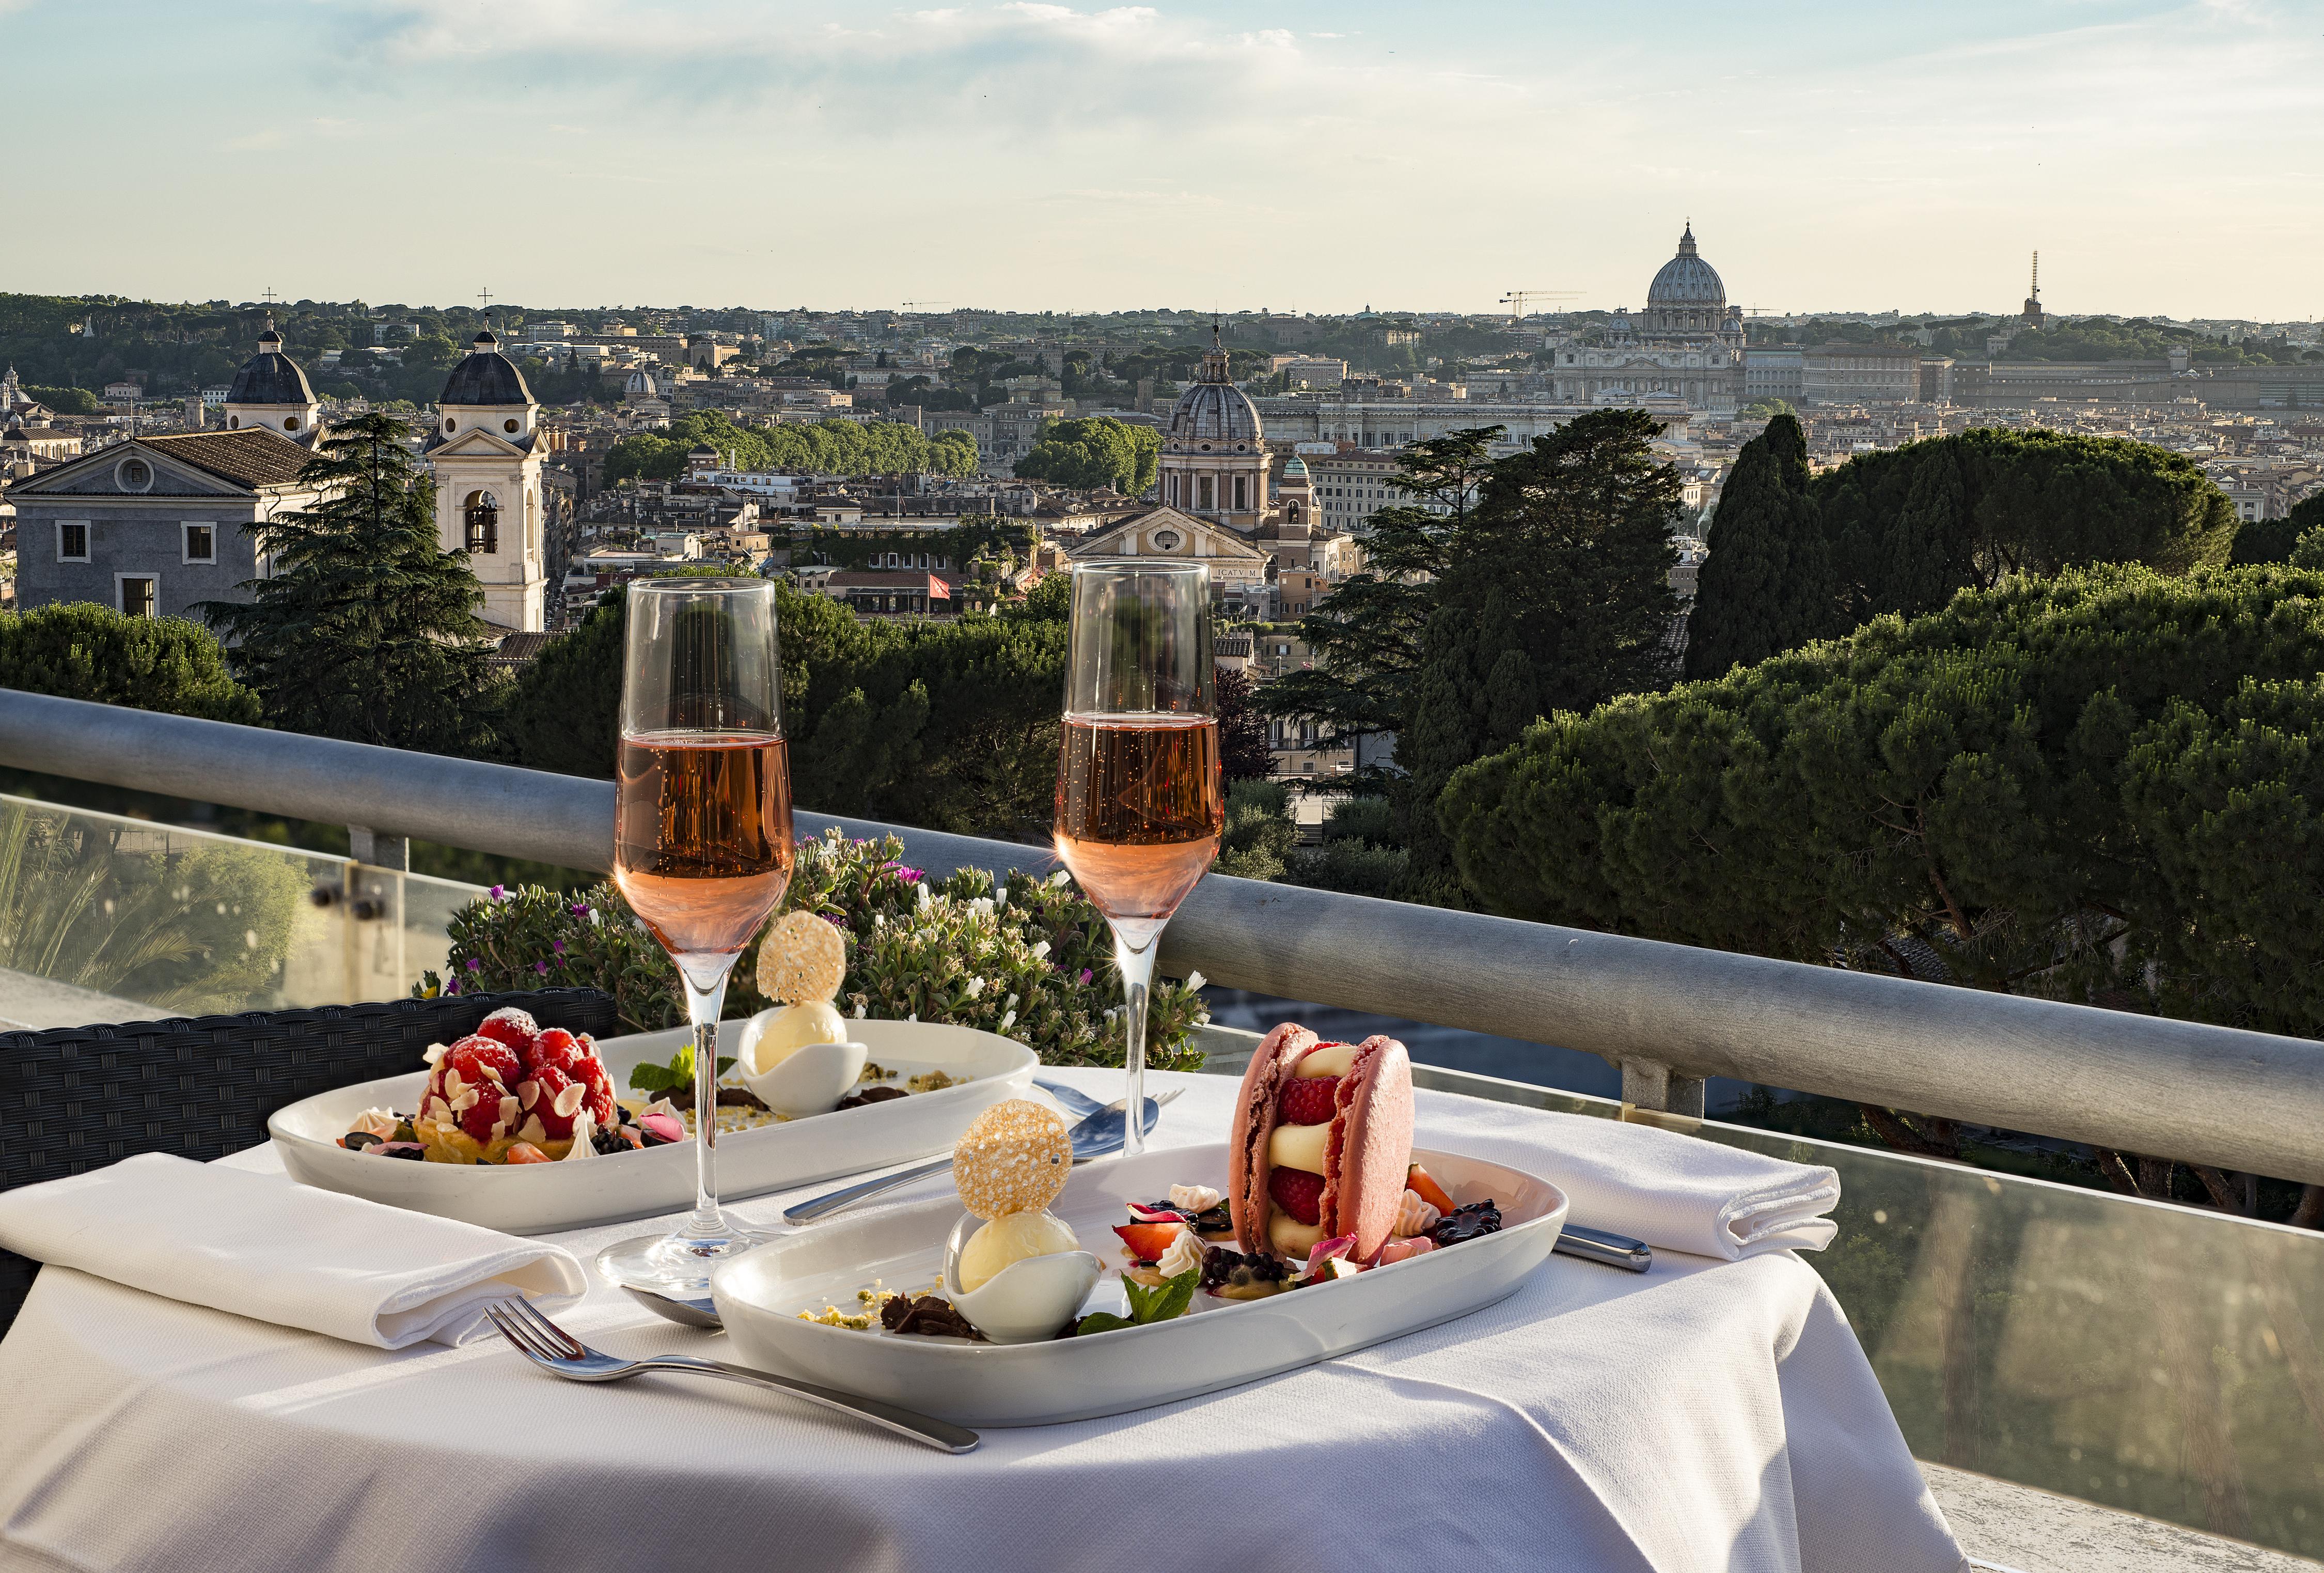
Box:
left=1535, top=225, right=1745, bottom=412
left=8, top=428, right=321, bottom=621
left=423, top=331, right=547, bottom=633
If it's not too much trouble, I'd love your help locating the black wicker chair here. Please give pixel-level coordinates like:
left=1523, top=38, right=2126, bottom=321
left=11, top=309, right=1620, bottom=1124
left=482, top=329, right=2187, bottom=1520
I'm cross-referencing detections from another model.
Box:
left=0, top=988, right=619, bottom=1338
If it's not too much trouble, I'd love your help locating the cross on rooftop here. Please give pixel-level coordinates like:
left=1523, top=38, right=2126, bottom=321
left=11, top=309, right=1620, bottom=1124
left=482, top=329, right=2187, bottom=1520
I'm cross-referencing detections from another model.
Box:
left=261, top=287, right=278, bottom=305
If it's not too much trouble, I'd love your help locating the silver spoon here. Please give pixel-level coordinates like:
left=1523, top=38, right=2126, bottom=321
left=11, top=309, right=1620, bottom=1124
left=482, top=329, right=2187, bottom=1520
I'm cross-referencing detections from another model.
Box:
left=622, top=1284, right=725, bottom=1329
left=783, top=1087, right=1179, bottom=1225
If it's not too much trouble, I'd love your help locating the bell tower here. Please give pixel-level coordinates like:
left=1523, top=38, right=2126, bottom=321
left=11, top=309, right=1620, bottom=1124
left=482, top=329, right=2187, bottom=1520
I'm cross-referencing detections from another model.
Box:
left=423, top=330, right=545, bottom=632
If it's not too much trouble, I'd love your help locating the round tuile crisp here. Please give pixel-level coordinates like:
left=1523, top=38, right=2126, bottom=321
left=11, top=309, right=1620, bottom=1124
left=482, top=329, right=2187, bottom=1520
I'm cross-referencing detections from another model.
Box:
left=756, top=910, right=848, bottom=1004
left=952, top=1098, right=1072, bottom=1220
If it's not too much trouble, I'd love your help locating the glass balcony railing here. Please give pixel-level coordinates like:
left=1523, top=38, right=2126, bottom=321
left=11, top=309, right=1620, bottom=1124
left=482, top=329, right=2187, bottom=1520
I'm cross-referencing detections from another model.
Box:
left=1193, top=1036, right=2324, bottom=1563
left=2, top=787, right=2316, bottom=1562
left=0, top=794, right=482, bottom=1029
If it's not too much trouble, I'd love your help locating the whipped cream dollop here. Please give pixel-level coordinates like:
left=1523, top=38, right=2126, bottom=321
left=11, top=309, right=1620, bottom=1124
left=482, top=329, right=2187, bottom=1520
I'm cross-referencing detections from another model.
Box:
left=1168, top=1183, right=1222, bottom=1213
left=1393, top=1189, right=1441, bottom=1239
left=1155, top=1226, right=1207, bottom=1281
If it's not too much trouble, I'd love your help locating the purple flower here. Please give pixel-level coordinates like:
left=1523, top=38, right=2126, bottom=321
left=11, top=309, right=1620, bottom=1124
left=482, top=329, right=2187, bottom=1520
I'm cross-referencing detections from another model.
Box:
left=822, top=912, right=847, bottom=927
left=465, top=958, right=481, bottom=972
left=1077, top=968, right=1093, bottom=985
left=569, top=901, right=590, bottom=916
left=898, top=866, right=926, bottom=884
left=446, top=979, right=460, bottom=995
left=552, top=939, right=566, bottom=953
left=490, top=885, right=506, bottom=901
left=535, top=960, right=550, bottom=975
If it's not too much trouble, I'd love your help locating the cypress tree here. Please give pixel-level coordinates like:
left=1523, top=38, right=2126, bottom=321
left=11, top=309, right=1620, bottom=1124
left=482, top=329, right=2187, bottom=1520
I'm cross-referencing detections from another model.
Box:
left=198, top=412, right=501, bottom=755
left=1683, top=414, right=1826, bottom=679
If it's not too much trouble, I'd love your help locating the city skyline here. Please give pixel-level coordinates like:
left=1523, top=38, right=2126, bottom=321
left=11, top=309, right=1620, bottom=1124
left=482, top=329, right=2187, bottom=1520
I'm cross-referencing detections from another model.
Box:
left=4, top=1, right=2320, bottom=320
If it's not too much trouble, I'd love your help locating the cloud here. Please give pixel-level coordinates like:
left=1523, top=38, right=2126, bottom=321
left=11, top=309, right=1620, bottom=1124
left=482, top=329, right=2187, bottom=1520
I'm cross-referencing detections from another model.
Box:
left=226, top=129, right=284, bottom=152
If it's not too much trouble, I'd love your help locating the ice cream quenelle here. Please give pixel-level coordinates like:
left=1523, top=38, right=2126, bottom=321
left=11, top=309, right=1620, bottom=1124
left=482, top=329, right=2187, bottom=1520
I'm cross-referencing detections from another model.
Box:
left=1228, top=1025, right=1416, bottom=1262
left=957, top=1208, right=1080, bottom=1292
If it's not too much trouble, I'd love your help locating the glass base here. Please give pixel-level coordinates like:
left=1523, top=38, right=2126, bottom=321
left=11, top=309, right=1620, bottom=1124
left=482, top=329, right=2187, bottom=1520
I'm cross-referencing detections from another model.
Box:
left=596, top=1224, right=773, bottom=1297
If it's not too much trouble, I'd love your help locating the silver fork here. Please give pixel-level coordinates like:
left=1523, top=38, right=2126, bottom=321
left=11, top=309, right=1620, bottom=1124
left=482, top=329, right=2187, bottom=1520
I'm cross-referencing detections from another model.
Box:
left=485, top=1298, right=978, bottom=1454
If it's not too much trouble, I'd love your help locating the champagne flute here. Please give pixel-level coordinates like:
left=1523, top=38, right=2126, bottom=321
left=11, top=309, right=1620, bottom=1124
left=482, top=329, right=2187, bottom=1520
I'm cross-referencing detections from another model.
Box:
left=1052, top=561, right=1223, bottom=1158
left=598, top=578, right=794, bottom=1295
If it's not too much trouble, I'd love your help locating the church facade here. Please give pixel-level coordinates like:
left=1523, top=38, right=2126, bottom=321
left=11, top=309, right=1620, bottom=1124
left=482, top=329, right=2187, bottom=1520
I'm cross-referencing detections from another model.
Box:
left=10, top=322, right=327, bottom=621
left=1069, top=325, right=1349, bottom=617
left=422, top=330, right=548, bottom=633
left=1536, top=225, right=1746, bottom=413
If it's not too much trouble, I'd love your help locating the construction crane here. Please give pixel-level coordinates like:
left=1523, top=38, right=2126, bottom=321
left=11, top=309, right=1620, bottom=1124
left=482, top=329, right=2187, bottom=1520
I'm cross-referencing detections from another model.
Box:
left=1499, top=289, right=1581, bottom=324
left=899, top=300, right=951, bottom=314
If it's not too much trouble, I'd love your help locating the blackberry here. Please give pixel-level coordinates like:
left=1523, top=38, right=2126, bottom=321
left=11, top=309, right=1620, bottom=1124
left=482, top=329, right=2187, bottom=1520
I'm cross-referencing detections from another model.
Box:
left=1187, top=1203, right=1234, bottom=1236
left=340, top=1131, right=381, bottom=1152
left=1200, top=1245, right=1289, bottom=1292
left=1430, top=1200, right=1503, bottom=1247
left=590, top=1124, right=631, bottom=1156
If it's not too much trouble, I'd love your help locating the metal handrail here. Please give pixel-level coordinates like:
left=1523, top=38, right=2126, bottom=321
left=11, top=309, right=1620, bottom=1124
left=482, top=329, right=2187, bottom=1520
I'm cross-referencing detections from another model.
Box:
left=7, top=687, right=2323, bottom=1185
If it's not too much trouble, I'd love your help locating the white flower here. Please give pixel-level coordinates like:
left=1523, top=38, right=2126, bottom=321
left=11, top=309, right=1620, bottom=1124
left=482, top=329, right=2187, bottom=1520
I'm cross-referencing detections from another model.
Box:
left=963, top=977, right=985, bottom=1000
left=1049, top=869, right=1072, bottom=888
left=998, top=1009, right=1017, bottom=1031
left=916, top=882, right=931, bottom=909
left=1004, top=992, right=1019, bottom=1014
left=853, top=1002, right=867, bottom=1019
left=873, top=913, right=885, bottom=928
left=587, top=907, right=602, bottom=927
left=994, top=889, right=1009, bottom=911
left=1030, top=940, right=1051, bottom=961
left=908, top=1012, right=918, bottom=1023
left=1185, top=970, right=1207, bottom=992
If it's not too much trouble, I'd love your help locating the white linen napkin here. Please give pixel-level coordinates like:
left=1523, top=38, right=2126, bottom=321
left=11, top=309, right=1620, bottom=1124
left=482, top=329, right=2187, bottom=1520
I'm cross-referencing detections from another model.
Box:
left=0, top=1153, right=586, bottom=1349
left=1422, top=1098, right=1841, bottom=1260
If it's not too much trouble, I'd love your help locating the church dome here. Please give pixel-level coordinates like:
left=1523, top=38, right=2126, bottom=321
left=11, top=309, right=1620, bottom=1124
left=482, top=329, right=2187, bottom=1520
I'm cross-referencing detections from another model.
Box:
left=1166, top=331, right=1260, bottom=447
left=439, top=330, right=535, bottom=407
left=1647, top=224, right=1726, bottom=308
left=226, top=320, right=316, bottom=406
left=1168, top=381, right=1260, bottom=445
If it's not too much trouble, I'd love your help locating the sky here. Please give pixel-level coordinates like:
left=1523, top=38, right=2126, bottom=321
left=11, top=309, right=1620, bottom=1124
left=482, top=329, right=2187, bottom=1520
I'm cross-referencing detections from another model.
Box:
left=5, top=0, right=2320, bottom=320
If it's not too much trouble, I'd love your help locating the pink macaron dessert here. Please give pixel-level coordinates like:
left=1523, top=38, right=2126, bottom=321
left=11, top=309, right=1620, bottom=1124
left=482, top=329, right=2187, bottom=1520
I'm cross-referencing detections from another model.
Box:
left=1228, top=1024, right=1415, bottom=1263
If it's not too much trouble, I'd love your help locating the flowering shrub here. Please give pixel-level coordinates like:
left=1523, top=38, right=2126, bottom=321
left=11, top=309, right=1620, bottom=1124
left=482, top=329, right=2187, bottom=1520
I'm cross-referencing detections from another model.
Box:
left=418, top=830, right=1210, bottom=1070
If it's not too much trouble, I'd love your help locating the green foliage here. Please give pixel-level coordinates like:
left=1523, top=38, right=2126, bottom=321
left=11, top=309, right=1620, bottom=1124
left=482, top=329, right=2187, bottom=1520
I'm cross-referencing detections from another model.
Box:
left=1000, top=571, right=1071, bottom=623
left=0, top=799, right=307, bottom=1015
left=1261, top=426, right=1503, bottom=775
left=1684, top=414, right=1828, bottom=679
left=1214, top=664, right=1273, bottom=782
left=1827, top=429, right=2234, bottom=621
left=790, top=614, right=1066, bottom=840
left=1013, top=416, right=1160, bottom=496
left=1739, top=398, right=1795, bottom=420
left=1215, top=780, right=1298, bottom=881
left=602, top=411, right=973, bottom=486
left=420, top=832, right=1209, bottom=1067
left=2234, top=492, right=2324, bottom=565
left=1287, top=836, right=1409, bottom=900
left=1400, top=409, right=1682, bottom=902
left=1322, top=794, right=1396, bottom=845
left=199, top=413, right=502, bottom=755
left=25, top=385, right=98, bottom=415
left=2292, top=526, right=2324, bottom=571
left=1688, top=427, right=2238, bottom=669
left=1442, top=563, right=2324, bottom=1036
left=0, top=602, right=261, bottom=723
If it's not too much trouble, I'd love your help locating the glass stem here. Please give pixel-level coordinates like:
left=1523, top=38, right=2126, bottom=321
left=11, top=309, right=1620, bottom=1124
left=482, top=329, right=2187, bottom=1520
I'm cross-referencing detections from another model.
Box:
left=677, top=954, right=736, bottom=1240
left=1112, top=922, right=1161, bottom=1158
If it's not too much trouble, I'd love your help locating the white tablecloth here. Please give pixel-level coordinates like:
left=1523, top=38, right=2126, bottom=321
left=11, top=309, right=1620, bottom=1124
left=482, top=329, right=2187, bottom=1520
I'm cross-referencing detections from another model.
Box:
left=0, top=1069, right=1965, bottom=1573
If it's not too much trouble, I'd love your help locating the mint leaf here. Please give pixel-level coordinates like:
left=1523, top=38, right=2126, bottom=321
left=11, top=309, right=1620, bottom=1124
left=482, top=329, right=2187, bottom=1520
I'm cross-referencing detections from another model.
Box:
left=629, top=1061, right=679, bottom=1093
left=715, top=1055, right=736, bottom=1077
left=1070, top=1312, right=1135, bottom=1337
left=1119, top=1266, right=1199, bottom=1326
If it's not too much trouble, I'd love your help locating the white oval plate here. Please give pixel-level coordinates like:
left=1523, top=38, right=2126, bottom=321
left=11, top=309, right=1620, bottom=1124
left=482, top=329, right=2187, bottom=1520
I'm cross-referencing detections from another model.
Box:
left=712, top=1143, right=1567, bottom=1426
left=267, top=1019, right=1037, bottom=1235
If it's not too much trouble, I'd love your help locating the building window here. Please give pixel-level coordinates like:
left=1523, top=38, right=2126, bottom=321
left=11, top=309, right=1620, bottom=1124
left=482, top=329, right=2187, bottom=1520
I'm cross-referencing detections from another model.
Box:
left=464, top=490, right=500, bottom=554
left=284, top=416, right=300, bottom=432
left=1233, top=475, right=1248, bottom=511
left=118, top=575, right=158, bottom=619
left=1198, top=476, right=1214, bottom=510
left=115, top=457, right=153, bottom=493
left=183, top=523, right=215, bottom=564
left=58, top=522, right=90, bottom=562
left=504, top=418, right=520, bottom=433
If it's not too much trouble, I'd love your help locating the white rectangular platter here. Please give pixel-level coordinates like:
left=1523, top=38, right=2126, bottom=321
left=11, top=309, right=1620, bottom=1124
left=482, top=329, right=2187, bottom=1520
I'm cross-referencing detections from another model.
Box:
left=268, top=1019, right=1036, bottom=1236
left=712, top=1142, right=1567, bottom=1426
